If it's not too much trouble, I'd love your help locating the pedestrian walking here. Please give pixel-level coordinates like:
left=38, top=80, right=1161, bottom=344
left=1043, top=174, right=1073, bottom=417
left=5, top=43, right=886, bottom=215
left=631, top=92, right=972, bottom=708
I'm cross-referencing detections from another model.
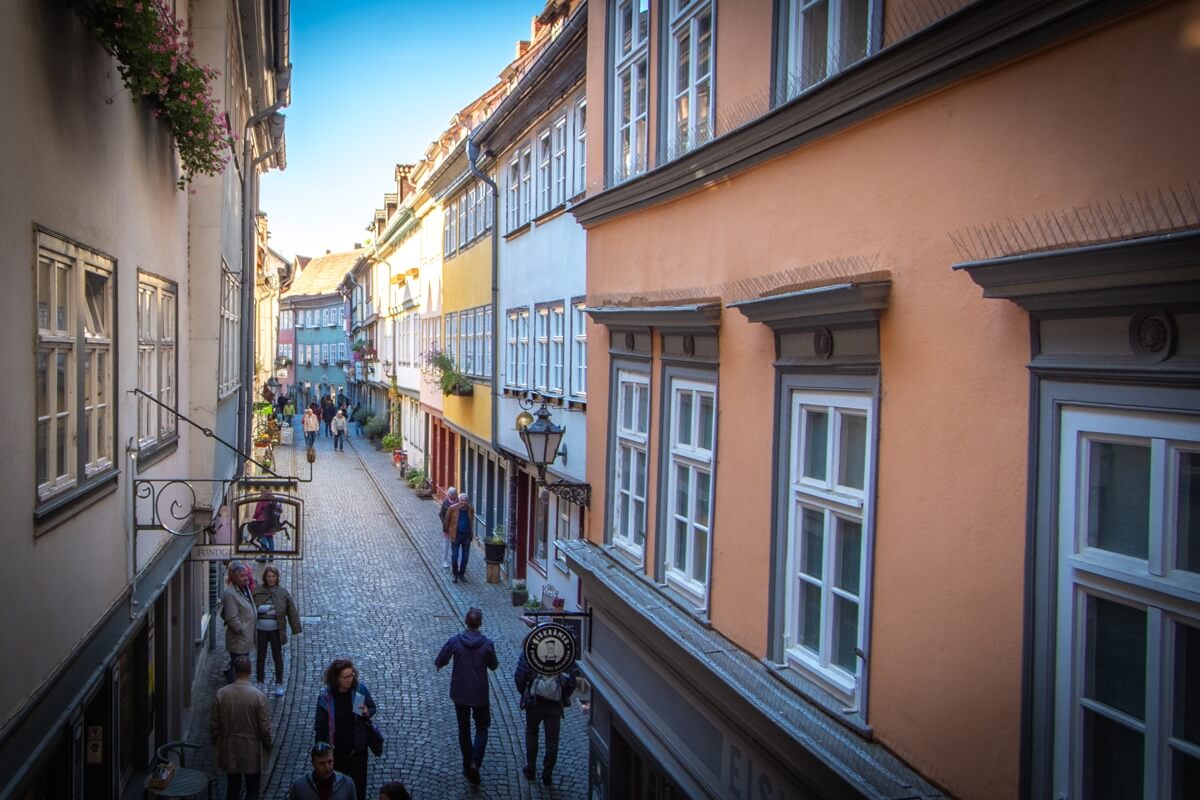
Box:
left=302, top=408, right=319, bottom=448
left=315, top=658, right=377, bottom=800
left=287, top=743, right=356, bottom=800
left=434, top=607, right=498, bottom=786
left=438, top=487, right=458, bottom=570
left=444, top=493, right=475, bottom=583
left=252, top=565, right=302, bottom=696
left=210, top=655, right=272, bottom=799
left=322, top=400, right=336, bottom=437
left=378, top=783, right=411, bottom=800
left=514, top=656, right=577, bottom=786
left=332, top=409, right=348, bottom=451
left=222, top=561, right=256, bottom=684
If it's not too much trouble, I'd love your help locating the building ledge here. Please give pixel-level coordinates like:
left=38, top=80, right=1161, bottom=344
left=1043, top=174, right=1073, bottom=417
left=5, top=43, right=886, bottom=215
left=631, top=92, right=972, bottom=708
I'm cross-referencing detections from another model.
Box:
left=583, top=301, right=721, bottom=330
left=562, top=539, right=944, bottom=800
left=728, top=279, right=891, bottom=330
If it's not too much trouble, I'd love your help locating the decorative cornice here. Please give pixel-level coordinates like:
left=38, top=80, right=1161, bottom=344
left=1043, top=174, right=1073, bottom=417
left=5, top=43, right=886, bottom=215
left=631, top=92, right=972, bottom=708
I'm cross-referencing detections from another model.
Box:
left=729, top=280, right=891, bottom=330
left=583, top=302, right=721, bottom=330
left=954, top=230, right=1200, bottom=311
left=570, top=0, right=1149, bottom=228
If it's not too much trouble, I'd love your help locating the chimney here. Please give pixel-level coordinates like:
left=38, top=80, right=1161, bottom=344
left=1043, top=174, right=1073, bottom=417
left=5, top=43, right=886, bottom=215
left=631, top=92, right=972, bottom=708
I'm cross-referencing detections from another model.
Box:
left=516, top=39, right=530, bottom=59
left=384, top=192, right=398, bottom=220
left=325, top=249, right=331, bottom=255
left=394, top=164, right=415, bottom=203
left=353, top=242, right=362, bottom=250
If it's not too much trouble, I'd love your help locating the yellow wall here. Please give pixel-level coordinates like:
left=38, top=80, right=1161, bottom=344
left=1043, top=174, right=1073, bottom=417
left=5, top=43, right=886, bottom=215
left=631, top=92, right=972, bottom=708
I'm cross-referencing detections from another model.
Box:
left=441, top=227, right=492, bottom=439
left=583, top=4, right=1199, bottom=797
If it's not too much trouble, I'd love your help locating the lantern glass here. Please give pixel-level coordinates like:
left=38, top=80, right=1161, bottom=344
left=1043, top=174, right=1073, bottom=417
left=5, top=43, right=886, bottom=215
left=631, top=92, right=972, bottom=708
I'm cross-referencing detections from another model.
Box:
left=519, top=408, right=565, bottom=470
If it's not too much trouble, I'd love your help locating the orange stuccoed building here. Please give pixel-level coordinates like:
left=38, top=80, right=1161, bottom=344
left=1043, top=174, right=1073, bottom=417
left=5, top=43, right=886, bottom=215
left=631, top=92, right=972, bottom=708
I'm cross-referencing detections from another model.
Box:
left=563, top=1, right=1200, bottom=798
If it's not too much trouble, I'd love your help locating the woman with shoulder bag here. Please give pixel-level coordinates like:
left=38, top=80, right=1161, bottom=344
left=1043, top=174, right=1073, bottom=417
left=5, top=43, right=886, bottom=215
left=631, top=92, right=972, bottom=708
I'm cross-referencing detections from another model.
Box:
left=251, top=565, right=302, bottom=696
left=315, top=658, right=379, bottom=800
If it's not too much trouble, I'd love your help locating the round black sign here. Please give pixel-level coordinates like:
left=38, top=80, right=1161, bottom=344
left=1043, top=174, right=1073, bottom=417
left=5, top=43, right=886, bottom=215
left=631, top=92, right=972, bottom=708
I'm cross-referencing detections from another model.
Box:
left=522, top=623, right=577, bottom=676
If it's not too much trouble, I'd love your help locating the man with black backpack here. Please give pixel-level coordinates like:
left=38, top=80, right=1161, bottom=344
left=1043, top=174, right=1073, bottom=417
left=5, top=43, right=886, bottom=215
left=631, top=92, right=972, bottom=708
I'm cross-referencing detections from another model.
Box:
left=514, top=655, right=577, bottom=786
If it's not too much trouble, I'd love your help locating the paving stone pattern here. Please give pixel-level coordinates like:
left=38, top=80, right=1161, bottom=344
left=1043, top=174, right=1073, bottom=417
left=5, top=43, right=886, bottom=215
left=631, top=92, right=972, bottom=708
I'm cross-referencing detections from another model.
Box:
left=185, top=427, right=588, bottom=799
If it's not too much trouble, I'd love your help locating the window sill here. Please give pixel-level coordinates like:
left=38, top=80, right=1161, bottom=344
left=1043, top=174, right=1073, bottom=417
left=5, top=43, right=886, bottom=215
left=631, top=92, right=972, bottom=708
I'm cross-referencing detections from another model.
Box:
left=567, top=397, right=586, bottom=411
left=603, top=541, right=645, bottom=572
left=763, top=658, right=871, bottom=737
left=136, top=436, right=179, bottom=471
left=34, top=470, right=120, bottom=535
left=527, top=558, right=548, bottom=579
left=504, top=223, right=532, bottom=241
left=533, top=204, right=568, bottom=226
left=657, top=576, right=711, bottom=627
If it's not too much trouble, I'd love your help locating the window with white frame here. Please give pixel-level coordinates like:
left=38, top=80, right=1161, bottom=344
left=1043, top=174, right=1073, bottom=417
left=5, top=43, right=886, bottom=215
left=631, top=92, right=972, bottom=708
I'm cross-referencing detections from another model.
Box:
left=458, top=194, right=468, bottom=249
left=552, top=118, right=567, bottom=207
left=474, top=307, right=487, bottom=377
left=35, top=230, right=115, bottom=503
left=534, top=307, right=550, bottom=391
left=571, top=300, right=587, bottom=397
left=668, top=0, right=715, bottom=158
left=280, top=309, right=292, bottom=329
left=219, top=264, right=241, bottom=397
left=466, top=186, right=477, bottom=241
left=474, top=181, right=486, bottom=234
left=320, top=307, right=328, bottom=326
left=612, top=369, right=650, bottom=555
left=462, top=311, right=475, bottom=375
left=136, top=274, right=177, bottom=452
left=533, top=490, right=551, bottom=568
left=537, top=130, right=552, bottom=216
left=784, top=390, right=872, bottom=698
left=445, top=312, right=457, bottom=365
left=507, top=158, right=521, bottom=232
left=781, top=0, right=880, bottom=101
left=517, top=309, right=530, bottom=388
left=1052, top=407, right=1200, bottom=799
left=520, top=147, right=533, bottom=225
left=319, top=343, right=327, bottom=364
left=549, top=302, right=565, bottom=394
left=483, top=306, right=493, bottom=377
left=554, top=494, right=575, bottom=568
left=574, top=99, right=587, bottom=196
left=663, top=378, right=716, bottom=599
left=506, top=310, right=520, bottom=388
left=611, top=0, right=650, bottom=183
left=486, top=175, right=495, bottom=230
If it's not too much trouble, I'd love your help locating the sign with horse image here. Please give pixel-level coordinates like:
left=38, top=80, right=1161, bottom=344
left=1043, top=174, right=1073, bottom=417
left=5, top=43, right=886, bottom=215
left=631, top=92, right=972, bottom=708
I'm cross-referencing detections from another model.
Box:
left=232, top=492, right=304, bottom=560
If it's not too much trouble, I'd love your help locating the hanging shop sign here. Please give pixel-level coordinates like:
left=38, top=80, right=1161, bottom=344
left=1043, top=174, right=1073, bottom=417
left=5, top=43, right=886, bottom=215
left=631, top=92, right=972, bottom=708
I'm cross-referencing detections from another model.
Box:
left=523, top=623, right=577, bottom=676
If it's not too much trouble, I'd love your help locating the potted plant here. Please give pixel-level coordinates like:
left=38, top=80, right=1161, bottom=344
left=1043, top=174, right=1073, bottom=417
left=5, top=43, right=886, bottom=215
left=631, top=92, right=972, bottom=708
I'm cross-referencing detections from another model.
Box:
left=511, top=581, right=529, bottom=607
left=423, top=348, right=474, bottom=396
left=363, top=415, right=387, bottom=448
left=483, top=531, right=506, bottom=565
left=523, top=597, right=543, bottom=614
left=381, top=432, right=404, bottom=452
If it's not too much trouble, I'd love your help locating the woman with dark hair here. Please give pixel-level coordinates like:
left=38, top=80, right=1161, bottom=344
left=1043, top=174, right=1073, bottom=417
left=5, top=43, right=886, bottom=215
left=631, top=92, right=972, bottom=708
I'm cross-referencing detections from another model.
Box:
left=315, top=658, right=377, bottom=800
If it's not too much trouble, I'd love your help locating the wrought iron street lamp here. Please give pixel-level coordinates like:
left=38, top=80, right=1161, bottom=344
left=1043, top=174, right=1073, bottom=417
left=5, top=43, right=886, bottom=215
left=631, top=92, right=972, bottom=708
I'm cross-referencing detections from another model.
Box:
left=266, top=376, right=280, bottom=393
left=515, top=392, right=590, bottom=507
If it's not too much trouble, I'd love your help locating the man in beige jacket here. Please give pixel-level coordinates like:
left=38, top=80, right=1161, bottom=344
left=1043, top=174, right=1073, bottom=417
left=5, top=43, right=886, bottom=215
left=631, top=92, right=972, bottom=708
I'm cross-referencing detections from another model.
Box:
left=210, top=655, right=273, bottom=799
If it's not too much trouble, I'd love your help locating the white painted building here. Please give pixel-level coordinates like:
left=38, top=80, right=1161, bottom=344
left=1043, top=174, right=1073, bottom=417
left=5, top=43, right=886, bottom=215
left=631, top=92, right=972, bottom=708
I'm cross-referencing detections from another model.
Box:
left=0, top=1, right=289, bottom=796
left=475, top=1, right=589, bottom=610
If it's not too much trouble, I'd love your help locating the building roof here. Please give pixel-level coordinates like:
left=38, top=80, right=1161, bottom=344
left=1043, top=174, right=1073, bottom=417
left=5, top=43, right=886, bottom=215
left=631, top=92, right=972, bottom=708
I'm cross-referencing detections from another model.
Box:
left=282, top=249, right=365, bottom=300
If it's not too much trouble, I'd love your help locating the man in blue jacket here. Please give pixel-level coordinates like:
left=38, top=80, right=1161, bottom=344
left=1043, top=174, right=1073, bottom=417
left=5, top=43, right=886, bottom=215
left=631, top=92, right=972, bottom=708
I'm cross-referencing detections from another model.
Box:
left=435, top=607, right=498, bottom=785
left=286, top=743, right=356, bottom=800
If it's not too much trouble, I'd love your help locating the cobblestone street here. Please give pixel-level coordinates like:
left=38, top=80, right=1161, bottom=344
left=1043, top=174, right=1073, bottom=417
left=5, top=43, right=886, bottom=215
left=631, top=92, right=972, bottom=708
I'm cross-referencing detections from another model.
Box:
left=185, top=427, right=588, bottom=799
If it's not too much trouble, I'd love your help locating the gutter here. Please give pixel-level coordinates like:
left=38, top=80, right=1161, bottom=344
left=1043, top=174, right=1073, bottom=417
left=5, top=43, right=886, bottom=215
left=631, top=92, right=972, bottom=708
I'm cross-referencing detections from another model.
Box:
left=467, top=133, right=514, bottom=586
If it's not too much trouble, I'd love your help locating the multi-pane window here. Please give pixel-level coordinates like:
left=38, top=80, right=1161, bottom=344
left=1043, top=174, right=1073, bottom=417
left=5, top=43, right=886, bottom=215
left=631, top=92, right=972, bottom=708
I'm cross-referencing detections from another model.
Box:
left=466, top=186, right=477, bottom=241
left=571, top=300, right=587, bottom=397
left=483, top=306, right=493, bottom=377
left=474, top=181, right=486, bottom=234
left=447, top=200, right=459, bottom=255
left=554, top=496, right=574, bottom=568
left=552, top=118, right=567, bottom=207
left=612, top=0, right=650, bottom=183
left=782, top=0, right=880, bottom=100
left=533, top=490, right=550, bottom=568
left=612, top=370, right=650, bottom=555
left=1053, top=407, right=1200, bottom=799
left=665, top=380, right=716, bottom=599
left=462, top=311, right=475, bottom=375
left=537, top=130, right=552, bottom=216
left=35, top=230, right=115, bottom=502
left=549, top=303, right=565, bottom=394
left=219, top=265, right=241, bottom=397
left=534, top=307, right=550, bottom=392
left=136, top=274, right=177, bottom=452
left=280, top=310, right=292, bottom=329
left=445, top=312, right=457, bottom=365
left=516, top=309, right=530, bottom=388
left=506, top=311, right=520, bottom=388
left=319, top=343, right=327, bottom=364
left=668, top=1, right=714, bottom=157
left=340, top=341, right=347, bottom=362
left=508, top=158, right=521, bottom=232
left=785, top=391, right=872, bottom=697
left=520, top=147, right=533, bottom=225
left=574, top=99, right=587, bottom=197
left=458, top=194, right=468, bottom=249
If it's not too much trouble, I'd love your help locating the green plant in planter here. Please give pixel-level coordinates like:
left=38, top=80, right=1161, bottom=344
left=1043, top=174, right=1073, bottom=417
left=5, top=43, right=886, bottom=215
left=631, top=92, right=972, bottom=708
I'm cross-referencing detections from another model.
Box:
left=404, top=467, right=427, bottom=488
left=363, top=415, right=387, bottom=439
left=352, top=405, right=371, bottom=424
left=424, top=348, right=474, bottom=396
left=511, top=580, right=529, bottom=607
left=381, top=432, right=404, bottom=451
left=523, top=597, right=543, bottom=613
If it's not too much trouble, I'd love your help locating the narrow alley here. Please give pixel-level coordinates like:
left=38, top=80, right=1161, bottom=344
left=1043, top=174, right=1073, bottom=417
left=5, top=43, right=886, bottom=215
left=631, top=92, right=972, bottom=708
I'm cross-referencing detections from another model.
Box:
left=184, top=428, right=588, bottom=799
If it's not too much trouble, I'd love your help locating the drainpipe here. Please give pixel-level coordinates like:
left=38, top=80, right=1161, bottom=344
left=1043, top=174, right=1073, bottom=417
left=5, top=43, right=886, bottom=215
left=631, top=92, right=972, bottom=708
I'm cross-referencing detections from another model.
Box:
left=239, top=96, right=288, bottom=466
left=467, top=135, right=511, bottom=584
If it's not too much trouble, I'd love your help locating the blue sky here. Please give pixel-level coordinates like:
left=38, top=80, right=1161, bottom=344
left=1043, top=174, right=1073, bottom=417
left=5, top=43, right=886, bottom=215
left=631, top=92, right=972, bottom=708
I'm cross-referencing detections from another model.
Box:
left=260, top=0, right=546, bottom=260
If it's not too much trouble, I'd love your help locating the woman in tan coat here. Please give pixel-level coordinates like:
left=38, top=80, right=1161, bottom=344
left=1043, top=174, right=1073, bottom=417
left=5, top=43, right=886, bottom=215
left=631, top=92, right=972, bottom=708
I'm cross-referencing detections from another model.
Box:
left=251, top=565, right=302, bottom=696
